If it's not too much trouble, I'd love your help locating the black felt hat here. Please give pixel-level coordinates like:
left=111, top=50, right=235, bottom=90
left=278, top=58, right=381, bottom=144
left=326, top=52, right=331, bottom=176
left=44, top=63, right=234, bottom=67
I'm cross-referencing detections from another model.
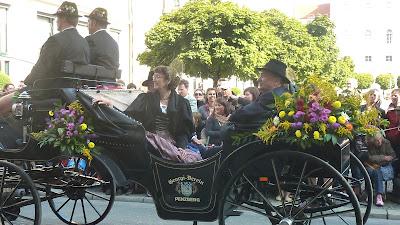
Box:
left=142, top=71, right=154, bottom=87
left=85, top=7, right=109, bottom=24
left=257, top=59, right=290, bottom=84
left=53, top=1, right=80, bottom=17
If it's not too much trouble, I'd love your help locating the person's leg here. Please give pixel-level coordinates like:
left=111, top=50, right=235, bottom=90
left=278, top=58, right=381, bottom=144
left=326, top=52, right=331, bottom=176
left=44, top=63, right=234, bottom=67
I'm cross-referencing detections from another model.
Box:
left=0, top=93, right=13, bottom=117
left=366, top=166, right=384, bottom=206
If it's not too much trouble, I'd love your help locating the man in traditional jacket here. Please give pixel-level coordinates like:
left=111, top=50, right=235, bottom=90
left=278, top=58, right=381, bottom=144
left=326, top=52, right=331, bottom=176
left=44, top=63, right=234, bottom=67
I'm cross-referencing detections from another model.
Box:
left=229, top=59, right=290, bottom=124
left=85, top=7, right=119, bottom=82
left=24, top=1, right=90, bottom=88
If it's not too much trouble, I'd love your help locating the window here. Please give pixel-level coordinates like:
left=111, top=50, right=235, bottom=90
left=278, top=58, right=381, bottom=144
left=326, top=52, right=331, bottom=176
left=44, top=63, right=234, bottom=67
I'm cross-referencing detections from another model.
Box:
left=365, top=56, right=372, bottom=62
left=4, top=60, right=9, bottom=74
left=386, top=29, right=392, bottom=44
left=365, top=29, right=372, bottom=39
left=0, top=5, right=8, bottom=54
left=386, top=56, right=392, bottom=61
left=37, top=13, right=55, bottom=53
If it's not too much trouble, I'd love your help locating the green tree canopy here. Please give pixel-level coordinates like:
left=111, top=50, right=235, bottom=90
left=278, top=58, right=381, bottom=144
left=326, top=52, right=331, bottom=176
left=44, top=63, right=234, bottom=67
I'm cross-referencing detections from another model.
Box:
left=0, top=71, right=11, bottom=89
left=375, top=73, right=396, bottom=90
left=353, top=73, right=374, bottom=89
left=138, top=0, right=272, bottom=85
left=138, top=0, right=355, bottom=87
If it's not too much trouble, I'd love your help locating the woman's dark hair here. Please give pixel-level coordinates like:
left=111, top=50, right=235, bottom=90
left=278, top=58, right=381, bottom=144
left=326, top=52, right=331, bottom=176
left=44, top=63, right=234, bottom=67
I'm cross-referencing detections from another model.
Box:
left=244, top=87, right=260, bottom=101
left=153, top=65, right=180, bottom=90
left=213, top=97, right=231, bottom=116
left=205, top=88, right=217, bottom=104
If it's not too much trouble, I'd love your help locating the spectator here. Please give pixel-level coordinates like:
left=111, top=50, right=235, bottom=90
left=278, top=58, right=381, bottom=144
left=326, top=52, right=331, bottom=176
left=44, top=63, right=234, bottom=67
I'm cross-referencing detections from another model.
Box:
left=198, top=88, right=217, bottom=122
left=386, top=89, right=400, bottom=175
left=364, top=132, right=396, bottom=206
left=361, top=89, right=385, bottom=116
left=177, top=79, right=198, bottom=113
left=116, top=79, right=125, bottom=88
left=205, top=98, right=231, bottom=146
left=18, top=81, right=26, bottom=90
left=127, top=83, right=136, bottom=90
left=243, top=87, right=260, bottom=102
left=194, top=88, right=205, bottom=108
left=2, top=83, right=15, bottom=94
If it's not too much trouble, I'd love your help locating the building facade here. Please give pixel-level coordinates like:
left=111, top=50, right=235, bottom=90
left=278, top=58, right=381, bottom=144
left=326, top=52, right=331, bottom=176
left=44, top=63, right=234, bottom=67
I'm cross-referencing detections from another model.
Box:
left=0, top=0, right=130, bottom=84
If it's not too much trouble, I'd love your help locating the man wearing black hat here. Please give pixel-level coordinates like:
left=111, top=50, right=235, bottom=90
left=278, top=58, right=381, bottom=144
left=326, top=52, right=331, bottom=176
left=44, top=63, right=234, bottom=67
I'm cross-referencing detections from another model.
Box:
left=142, top=70, right=155, bottom=92
left=24, top=1, right=90, bottom=88
left=229, top=59, right=290, bottom=124
left=85, top=7, right=119, bottom=81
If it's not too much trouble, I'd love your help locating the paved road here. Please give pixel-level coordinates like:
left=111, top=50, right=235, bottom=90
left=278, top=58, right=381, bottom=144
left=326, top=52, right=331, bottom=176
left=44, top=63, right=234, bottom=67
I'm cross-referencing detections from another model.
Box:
left=15, top=200, right=399, bottom=225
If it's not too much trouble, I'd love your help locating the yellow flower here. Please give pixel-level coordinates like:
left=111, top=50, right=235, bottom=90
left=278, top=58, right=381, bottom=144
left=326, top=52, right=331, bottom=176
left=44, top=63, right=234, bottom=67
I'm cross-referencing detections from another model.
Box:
left=328, top=116, right=337, bottom=124
left=338, top=116, right=347, bottom=124
left=288, top=111, right=295, bottom=117
left=48, top=111, right=54, bottom=116
left=313, top=131, right=320, bottom=140
left=295, top=130, right=302, bottom=138
left=82, top=148, right=93, bottom=161
left=88, top=142, right=95, bottom=149
left=80, top=123, right=87, bottom=131
left=279, top=121, right=291, bottom=131
left=332, top=101, right=341, bottom=109
left=285, top=100, right=291, bottom=107
left=303, top=123, right=312, bottom=133
left=279, top=111, right=286, bottom=118
left=319, top=123, right=327, bottom=135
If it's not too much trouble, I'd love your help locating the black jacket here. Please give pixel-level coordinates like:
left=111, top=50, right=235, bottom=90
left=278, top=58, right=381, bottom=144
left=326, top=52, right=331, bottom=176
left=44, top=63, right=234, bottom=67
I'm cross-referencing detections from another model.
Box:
left=85, top=30, right=119, bottom=71
left=229, top=86, right=289, bottom=125
left=124, top=90, right=194, bottom=148
left=25, top=28, right=90, bottom=88
left=205, top=117, right=224, bottom=145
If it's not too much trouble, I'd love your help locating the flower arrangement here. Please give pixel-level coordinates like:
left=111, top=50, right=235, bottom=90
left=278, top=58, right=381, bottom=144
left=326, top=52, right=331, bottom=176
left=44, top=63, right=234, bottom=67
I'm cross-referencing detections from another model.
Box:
left=256, top=75, right=389, bottom=149
left=31, top=101, right=96, bottom=160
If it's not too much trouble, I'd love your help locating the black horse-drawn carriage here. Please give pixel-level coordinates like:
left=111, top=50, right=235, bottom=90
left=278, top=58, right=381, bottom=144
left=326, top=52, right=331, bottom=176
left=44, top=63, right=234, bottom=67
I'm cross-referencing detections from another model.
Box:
left=0, top=74, right=373, bottom=225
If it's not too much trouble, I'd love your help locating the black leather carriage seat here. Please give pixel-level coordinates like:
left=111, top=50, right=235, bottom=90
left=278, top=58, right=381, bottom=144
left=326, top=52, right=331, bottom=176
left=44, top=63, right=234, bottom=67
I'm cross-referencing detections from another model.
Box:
left=32, top=61, right=121, bottom=89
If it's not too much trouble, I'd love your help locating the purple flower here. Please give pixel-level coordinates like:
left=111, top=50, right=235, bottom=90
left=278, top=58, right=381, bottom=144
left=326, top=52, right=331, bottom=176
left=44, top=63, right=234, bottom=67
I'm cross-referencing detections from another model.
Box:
left=48, top=124, right=54, bottom=129
left=311, top=102, right=320, bottom=110
left=67, top=123, right=75, bottom=131
left=320, top=115, right=328, bottom=122
left=310, top=117, right=318, bottom=123
left=294, top=111, right=305, bottom=120
left=322, top=108, right=331, bottom=114
left=78, top=116, right=84, bottom=124
left=332, top=123, right=340, bottom=129
left=73, top=130, right=78, bottom=136
left=66, top=131, right=73, bottom=137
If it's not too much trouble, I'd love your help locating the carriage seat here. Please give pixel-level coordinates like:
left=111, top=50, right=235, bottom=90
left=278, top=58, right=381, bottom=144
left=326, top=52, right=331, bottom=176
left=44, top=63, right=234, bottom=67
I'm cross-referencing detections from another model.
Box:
left=61, top=60, right=121, bottom=81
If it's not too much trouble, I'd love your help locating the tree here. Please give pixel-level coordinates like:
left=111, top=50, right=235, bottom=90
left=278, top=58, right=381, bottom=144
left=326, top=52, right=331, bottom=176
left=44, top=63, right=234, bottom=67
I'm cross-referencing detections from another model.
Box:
left=375, top=73, right=395, bottom=90
left=0, top=71, right=11, bottom=89
left=353, top=73, right=374, bottom=89
left=138, top=0, right=273, bottom=86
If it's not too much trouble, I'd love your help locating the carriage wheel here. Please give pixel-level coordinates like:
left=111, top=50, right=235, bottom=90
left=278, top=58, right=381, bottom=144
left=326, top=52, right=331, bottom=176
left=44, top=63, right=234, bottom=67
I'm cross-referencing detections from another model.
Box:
left=46, top=155, right=116, bottom=225
left=0, top=160, right=41, bottom=225
left=345, top=153, right=373, bottom=224
left=219, top=150, right=362, bottom=225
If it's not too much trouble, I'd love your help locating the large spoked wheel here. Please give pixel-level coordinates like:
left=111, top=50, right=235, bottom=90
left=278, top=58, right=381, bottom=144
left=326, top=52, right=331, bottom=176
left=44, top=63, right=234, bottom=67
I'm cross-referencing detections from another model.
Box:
left=344, top=153, right=372, bottom=224
left=46, top=155, right=116, bottom=225
left=0, top=160, right=41, bottom=225
left=219, top=150, right=362, bottom=225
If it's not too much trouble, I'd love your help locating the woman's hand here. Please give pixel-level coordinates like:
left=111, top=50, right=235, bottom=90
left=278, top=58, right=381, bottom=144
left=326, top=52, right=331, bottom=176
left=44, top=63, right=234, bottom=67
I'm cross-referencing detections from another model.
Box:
left=92, top=97, right=113, bottom=107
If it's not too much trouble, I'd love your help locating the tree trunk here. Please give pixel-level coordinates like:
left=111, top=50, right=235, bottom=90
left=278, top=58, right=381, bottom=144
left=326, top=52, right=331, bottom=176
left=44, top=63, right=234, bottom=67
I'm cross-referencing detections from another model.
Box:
left=213, top=78, right=219, bottom=87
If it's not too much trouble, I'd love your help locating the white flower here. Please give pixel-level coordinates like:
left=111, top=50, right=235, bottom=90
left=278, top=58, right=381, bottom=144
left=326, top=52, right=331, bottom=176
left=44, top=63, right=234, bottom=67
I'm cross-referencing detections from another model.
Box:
left=340, top=112, right=350, bottom=121
left=273, top=116, right=280, bottom=126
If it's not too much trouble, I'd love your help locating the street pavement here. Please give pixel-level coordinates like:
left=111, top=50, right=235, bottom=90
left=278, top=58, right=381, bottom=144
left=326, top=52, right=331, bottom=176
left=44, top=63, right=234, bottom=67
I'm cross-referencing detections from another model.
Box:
left=33, top=200, right=400, bottom=225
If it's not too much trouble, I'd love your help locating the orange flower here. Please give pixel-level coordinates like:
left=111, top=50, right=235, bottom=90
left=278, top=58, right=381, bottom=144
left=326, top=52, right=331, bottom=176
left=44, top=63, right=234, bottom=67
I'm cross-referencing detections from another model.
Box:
left=345, top=123, right=353, bottom=131
left=270, top=126, right=278, bottom=132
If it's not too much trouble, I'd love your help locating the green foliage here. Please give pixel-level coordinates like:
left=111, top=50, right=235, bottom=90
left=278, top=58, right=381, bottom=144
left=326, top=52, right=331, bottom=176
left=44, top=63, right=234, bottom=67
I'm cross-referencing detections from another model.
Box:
left=138, top=1, right=353, bottom=86
left=375, top=73, right=395, bottom=90
left=353, top=73, right=374, bottom=89
left=231, top=87, right=241, bottom=96
left=0, top=71, right=11, bottom=89
left=398, top=76, right=400, bottom=87
left=138, top=0, right=269, bottom=84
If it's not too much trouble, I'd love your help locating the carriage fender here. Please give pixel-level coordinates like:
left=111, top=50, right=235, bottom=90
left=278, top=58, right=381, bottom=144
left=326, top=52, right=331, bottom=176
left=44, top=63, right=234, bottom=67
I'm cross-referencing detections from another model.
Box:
left=94, top=153, right=128, bottom=187
left=213, top=140, right=264, bottom=193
